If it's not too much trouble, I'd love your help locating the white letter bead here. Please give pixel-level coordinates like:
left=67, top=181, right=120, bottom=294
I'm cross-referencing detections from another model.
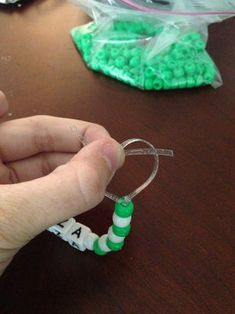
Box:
left=66, top=222, right=91, bottom=251
left=108, top=227, right=125, bottom=243
left=48, top=218, right=76, bottom=239
left=98, top=235, right=111, bottom=253
left=112, top=213, right=132, bottom=228
left=50, top=218, right=75, bottom=234
left=48, top=226, right=60, bottom=235
left=83, top=233, right=99, bottom=250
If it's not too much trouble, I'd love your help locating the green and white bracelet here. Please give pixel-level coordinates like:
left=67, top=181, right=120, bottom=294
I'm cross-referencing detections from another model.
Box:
left=48, top=138, right=173, bottom=255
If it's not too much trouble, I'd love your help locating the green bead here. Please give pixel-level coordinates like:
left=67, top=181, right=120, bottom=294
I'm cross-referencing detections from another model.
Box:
left=130, top=47, right=141, bottom=57
left=73, top=32, right=82, bottom=44
left=185, top=32, right=201, bottom=42
left=171, top=49, right=184, bottom=60
left=196, top=64, right=204, bottom=75
left=112, top=224, right=131, bottom=237
left=195, top=75, right=204, bottom=87
left=83, top=53, right=91, bottom=63
left=173, top=67, right=184, bottom=78
left=158, top=63, right=168, bottom=72
left=112, top=69, right=119, bottom=78
left=182, top=32, right=201, bottom=44
left=122, top=22, right=130, bottom=31
left=91, top=62, right=100, bottom=71
left=181, top=46, right=192, bottom=57
left=184, top=62, right=196, bottom=75
left=135, top=23, right=144, bottom=34
left=102, top=67, right=111, bottom=76
left=177, top=60, right=185, bottom=68
left=144, top=66, right=155, bottom=78
left=153, top=78, right=163, bottom=90
left=163, top=81, right=172, bottom=90
left=129, top=79, right=136, bottom=87
left=110, top=48, right=120, bottom=59
left=113, top=21, right=123, bottom=31
left=171, top=78, right=179, bottom=89
left=187, top=77, right=195, bottom=88
left=161, top=70, right=173, bottom=81
left=163, top=55, right=172, bottom=64
left=173, top=43, right=190, bottom=57
left=93, top=239, right=107, bottom=256
left=107, top=238, right=124, bottom=251
left=195, top=40, right=205, bottom=52
left=144, top=78, right=153, bottom=90
left=83, top=33, right=92, bottom=41
left=129, top=67, right=139, bottom=77
left=150, top=55, right=163, bottom=65
left=115, top=56, right=125, bottom=68
left=98, top=60, right=106, bottom=69
left=109, top=70, right=116, bottom=78
left=123, top=48, right=131, bottom=59
left=123, top=64, right=129, bottom=71
left=144, top=23, right=156, bottom=36
left=115, top=199, right=134, bottom=217
left=129, top=56, right=140, bottom=67
left=135, top=77, right=142, bottom=87
left=177, top=78, right=187, bottom=89
left=96, top=50, right=106, bottom=61
left=107, top=59, right=114, bottom=66
left=129, top=22, right=142, bottom=34
left=166, top=60, right=177, bottom=71
left=204, top=63, right=215, bottom=74
left=81, top=37, right=92, bottom=51
left=204, top=70, right=215, bottom=84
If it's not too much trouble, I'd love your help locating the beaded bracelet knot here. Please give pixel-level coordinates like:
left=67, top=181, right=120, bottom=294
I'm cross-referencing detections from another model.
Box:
left=48, top=138, right=173, bottom=255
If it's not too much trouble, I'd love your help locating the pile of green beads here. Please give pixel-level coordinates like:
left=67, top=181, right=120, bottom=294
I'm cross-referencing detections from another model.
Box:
left=71, top=20, right=216, bottom=90
left=93, top=198, right=134, bottom=255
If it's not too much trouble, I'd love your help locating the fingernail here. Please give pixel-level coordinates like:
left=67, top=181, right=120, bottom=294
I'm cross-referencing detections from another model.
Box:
left=102, top=140, right=125, bottom=172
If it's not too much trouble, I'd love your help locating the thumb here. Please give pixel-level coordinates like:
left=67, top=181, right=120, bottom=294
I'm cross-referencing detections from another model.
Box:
left=0, top=137, right=125, bottom=248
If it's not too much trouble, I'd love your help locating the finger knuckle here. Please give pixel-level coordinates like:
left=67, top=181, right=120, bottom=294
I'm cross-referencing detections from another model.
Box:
left=41, top=154, right=53, bottom=176
left=31, top=116, right=54, bottom=152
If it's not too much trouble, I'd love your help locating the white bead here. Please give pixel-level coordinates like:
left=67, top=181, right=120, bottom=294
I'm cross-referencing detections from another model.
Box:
left=66, top=222, right=91, bottom=251
left=112, top=213, right=132, bottom=227
left=48, top=218, right=76, bottom=239
left=48, top=226, right=59, bottom=235
left=83, top=233, right=99, bottom=250
left=98, top=234, right=111, bottom=253
left=108, top=227, right=125, bottom=243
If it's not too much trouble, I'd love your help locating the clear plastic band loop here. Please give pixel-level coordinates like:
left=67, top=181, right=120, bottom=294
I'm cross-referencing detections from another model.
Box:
left=105, top=138, right=173, bottom=202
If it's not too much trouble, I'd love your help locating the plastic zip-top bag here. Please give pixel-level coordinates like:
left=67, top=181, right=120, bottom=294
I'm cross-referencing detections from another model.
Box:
left=71, top=0, right=235, bottom=90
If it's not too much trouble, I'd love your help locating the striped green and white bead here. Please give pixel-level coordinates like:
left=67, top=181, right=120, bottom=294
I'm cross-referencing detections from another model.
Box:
left=92, top=198, right=134, bottom=255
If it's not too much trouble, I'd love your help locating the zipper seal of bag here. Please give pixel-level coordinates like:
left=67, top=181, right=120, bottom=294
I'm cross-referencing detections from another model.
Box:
left=118, top=0, right=235, bottom=16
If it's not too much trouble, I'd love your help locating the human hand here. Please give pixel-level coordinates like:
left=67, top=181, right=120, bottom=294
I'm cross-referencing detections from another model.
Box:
left=0, top=91, right=124, bottom=275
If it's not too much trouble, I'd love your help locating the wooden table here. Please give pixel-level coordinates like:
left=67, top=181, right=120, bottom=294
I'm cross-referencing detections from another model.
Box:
left=0, top=1, right=234, bottom=313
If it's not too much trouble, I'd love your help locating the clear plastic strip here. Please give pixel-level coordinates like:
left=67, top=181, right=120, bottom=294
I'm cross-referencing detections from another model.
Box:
left=125, top=148, right=174, bottom=157
left=105, top=138, right=173, bottom=203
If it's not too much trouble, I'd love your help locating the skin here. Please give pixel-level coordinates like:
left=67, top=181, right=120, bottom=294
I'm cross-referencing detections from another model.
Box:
left=0, top=91, right=125, bottom=276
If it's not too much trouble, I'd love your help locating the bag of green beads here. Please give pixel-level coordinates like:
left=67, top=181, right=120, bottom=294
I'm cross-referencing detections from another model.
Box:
left=70, top=0, right=235, bottom=90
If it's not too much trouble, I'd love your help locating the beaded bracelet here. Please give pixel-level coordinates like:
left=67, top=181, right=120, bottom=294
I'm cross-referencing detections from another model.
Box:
left=48, top=138, right=173, bottom=255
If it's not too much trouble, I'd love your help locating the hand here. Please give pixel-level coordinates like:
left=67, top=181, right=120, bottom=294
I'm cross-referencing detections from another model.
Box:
left=0, top=91, right=125, bottom=275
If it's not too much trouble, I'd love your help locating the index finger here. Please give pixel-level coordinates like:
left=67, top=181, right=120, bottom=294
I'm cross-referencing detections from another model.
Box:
left=0, top=115, right=110, bottom=162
